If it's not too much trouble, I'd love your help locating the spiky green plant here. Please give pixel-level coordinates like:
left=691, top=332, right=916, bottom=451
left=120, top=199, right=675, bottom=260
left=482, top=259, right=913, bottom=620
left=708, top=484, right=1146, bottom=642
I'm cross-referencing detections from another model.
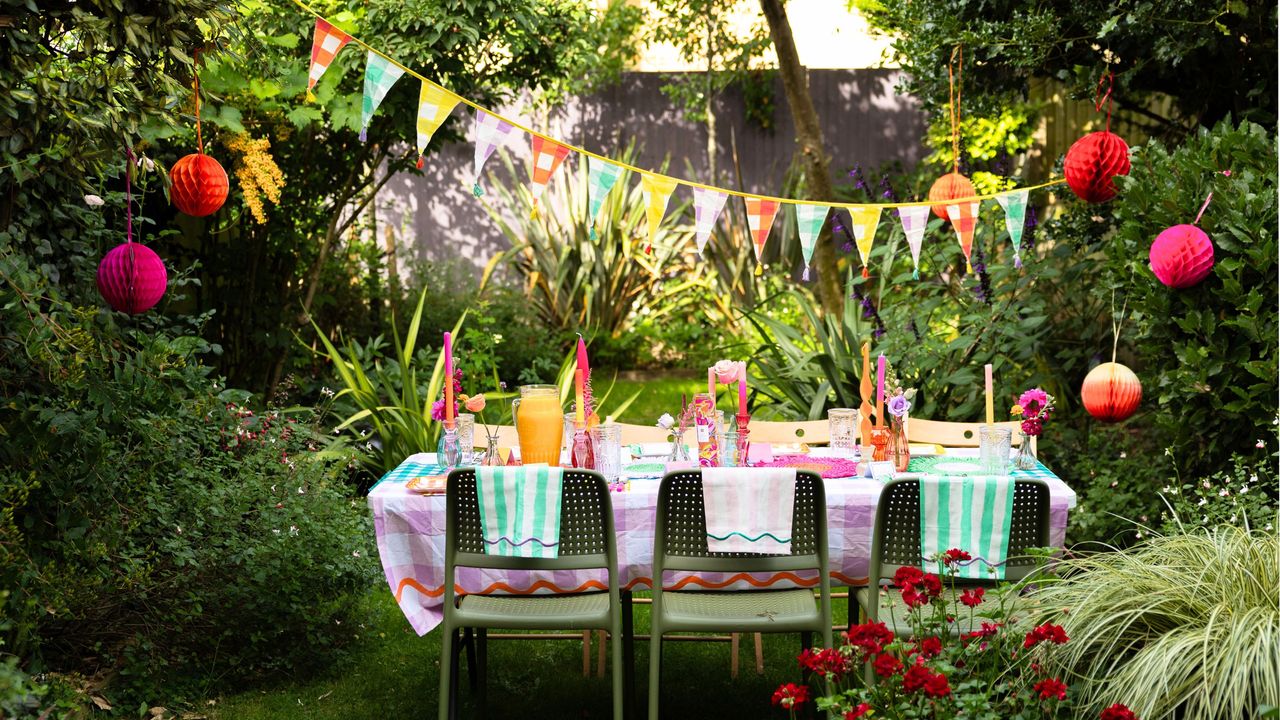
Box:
left=1030, top=524, right=1280, bottom=720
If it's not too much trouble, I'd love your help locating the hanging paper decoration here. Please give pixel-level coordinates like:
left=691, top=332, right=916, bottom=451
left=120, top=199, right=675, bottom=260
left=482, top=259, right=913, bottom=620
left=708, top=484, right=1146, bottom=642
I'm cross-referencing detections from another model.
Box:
left=101, top=149, right=167, bottom=315
left=793, top=203, right=829, bottom=281
left=1064, top=71, right=1130, bottom=203
left=744, top=197, right=781, bottom=271
left=586, top=157, right=624, bottom=240
left=1150, top=224, right=1214, bottom=288
left=945, top=202, right=980, bottom=273
left=528, top=136, right=572, bottom=218
left=995, top=190, right=1029, bottom=269
left=415, top=81, right=461, bottom=169
left=847, top=206, right=883, bottom=279
left=929, top=172, right=976, bottom=220
left=359, top=51, right=405, bottom=142
left=170, top=52, right=227, bottom=217
left=307, top=19, right=352, bottom=101
left=471, top=110, right=517, bottom=197
left=929, top=47, right=976, bottom=220
left=640, top=173, right=679, bottom=254
left=692, top=186, right=730, bottom=256
left=1081, top=362, right=1142, bottom=422
left=898, top=205, right=930, bottom=280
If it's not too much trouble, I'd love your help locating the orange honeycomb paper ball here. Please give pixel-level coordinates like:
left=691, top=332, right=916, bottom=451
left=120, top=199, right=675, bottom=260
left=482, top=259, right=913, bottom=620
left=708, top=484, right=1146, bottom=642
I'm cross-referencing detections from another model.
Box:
left=1064, top=131, right=1130, bottom=203
left=928, top=172, right=975, bottom=219
left=170, top=152, right=228, bottom=217
left=1081, top=362, right=1142, bottom=422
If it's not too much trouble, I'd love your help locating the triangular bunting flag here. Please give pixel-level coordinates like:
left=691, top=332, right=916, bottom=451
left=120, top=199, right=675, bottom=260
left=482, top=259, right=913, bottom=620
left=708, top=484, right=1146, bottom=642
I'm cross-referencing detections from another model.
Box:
left=307, top=19, right=352, bottom=102
left=898, top=205, right=931, bottom=280
left=794, top=204, right=829, bottom=281
left=995, top=190, right=1029, bottom=269
left=848, top=206, right=883, bottom=279
left=692, top=187, right=729, bottom=256
left=640, top=173, right=679, bottom=254
left=528, top=136, right=572, bottom=217
left=359, top=51, right=405, bottom=142
left=415, top=81, right=461, bottom=168
left=745, top=198, right=781, bottom=272
left=586, top=158, right=624, bottom=240
left=472, top=110, right=517, bottom=198
left=946, top=202, right=981, bottom=273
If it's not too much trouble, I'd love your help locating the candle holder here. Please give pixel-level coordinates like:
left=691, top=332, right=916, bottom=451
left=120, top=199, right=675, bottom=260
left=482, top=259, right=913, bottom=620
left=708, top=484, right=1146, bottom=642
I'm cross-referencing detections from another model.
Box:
left=571, top=426, right=593, bottom=469
left=735, top=412, right=751, bottom=466
left=868, top=426, right=892, bottom=462
left=438, top=419, right=461, bottom=468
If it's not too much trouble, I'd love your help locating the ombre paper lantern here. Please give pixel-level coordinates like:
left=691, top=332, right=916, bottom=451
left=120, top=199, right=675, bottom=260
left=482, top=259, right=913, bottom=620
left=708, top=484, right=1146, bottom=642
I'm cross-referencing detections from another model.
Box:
left=1150, top=224, right=1215, bottom=288
left=169, top=153, right=228, bottom=217
left=1063, top=131, right=1130, bottom=203
left=97, top=242, right=168, bottom=315
left=928, top=172, right=975, bottom=219
left=1081, top=362, right=1142, bottom=422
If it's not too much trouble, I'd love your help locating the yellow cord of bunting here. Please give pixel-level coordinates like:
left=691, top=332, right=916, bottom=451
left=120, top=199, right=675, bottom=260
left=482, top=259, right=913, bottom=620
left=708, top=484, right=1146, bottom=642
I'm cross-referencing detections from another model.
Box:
left=289, top=0, right=1066, bottom=208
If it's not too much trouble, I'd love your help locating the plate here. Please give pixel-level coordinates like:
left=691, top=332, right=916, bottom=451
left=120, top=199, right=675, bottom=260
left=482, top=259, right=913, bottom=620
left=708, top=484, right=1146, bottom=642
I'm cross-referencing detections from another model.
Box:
left=406, top=476, right=448, bottom=494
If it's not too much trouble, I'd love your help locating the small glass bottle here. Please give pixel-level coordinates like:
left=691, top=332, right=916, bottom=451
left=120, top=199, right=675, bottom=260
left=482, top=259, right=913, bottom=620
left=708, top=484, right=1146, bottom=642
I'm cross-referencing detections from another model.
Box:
left=438, top=420, right=461, bottom=468
left=722, top=429, right=740, bottom=467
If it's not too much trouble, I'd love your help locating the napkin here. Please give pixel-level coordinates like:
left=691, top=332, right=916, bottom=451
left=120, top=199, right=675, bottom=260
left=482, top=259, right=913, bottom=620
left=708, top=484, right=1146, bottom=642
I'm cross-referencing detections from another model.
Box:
left=919, top=475, right=1015, bottom=579
left=702, top=467, right=796, bottom=554
left=476, top=466, right=563, bottom=558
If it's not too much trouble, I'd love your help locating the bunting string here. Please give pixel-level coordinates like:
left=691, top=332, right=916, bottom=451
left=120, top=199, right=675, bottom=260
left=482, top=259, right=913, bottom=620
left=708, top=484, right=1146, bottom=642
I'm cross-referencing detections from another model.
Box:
left=287, top=0, right=1065, bottom=211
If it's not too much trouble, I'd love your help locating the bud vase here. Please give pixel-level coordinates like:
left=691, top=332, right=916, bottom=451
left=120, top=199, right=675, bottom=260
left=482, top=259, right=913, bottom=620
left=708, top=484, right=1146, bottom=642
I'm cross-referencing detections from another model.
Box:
left=438, top=424, right=461, bottom=468
left=669, top=428, right=691, bottom=462
left=481, top=434, right=502, bottom=466
left=890, top=416, right=911, bottom=473
left=1013, top=432, right=1038, bottom=470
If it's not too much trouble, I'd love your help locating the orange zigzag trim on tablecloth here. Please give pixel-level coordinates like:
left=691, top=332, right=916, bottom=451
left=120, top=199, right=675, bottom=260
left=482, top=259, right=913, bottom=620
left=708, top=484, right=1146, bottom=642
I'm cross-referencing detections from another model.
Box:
left=395, top=571, right=869, bottom=602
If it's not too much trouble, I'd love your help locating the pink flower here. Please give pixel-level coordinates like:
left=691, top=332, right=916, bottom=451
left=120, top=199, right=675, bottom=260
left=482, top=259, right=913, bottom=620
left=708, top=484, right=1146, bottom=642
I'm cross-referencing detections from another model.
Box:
left=431, top=399, right=459, bottom=421
left=1018, top=388, right=1049, bottom=415
left=465, top=394, right=486, bottom=413
left=712, top=359, right=745, bottom=384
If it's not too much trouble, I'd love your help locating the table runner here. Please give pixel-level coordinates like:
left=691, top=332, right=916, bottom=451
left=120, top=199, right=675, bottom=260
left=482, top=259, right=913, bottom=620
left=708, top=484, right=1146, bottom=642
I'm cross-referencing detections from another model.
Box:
left=369, top=455, right=1076, bottom=635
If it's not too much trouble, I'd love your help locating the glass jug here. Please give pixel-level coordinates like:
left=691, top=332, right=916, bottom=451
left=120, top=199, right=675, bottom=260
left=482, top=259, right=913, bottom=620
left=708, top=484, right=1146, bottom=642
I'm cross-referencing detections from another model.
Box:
left=512, top=385, right=564, bottom=466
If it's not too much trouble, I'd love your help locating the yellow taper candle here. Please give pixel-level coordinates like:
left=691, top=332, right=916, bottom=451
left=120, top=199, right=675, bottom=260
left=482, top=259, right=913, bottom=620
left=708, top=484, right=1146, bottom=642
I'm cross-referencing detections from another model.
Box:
left=984, top=363, right=994, bottom=425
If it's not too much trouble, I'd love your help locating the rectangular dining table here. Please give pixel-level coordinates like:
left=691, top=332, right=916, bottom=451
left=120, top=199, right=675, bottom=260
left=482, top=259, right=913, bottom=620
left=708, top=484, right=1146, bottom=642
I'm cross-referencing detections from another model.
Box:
left=369, top=453, right=1077, bottom=636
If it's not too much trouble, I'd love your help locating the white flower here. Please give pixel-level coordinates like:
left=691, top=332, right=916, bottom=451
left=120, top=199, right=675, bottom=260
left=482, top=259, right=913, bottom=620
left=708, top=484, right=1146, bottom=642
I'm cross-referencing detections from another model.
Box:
left=1250, top=474, right=1258, bottom=484
left=289, top=525, right=299, bottom=536
left=297, top=486, right=305, bottom=494
left=1218, top=488, right=1230, bottom=497
left=493, top=333, right=504, bottom=344
left=1109, top=481, right=1118, bottom=488
left=321, top=386, right=335, bottom=397
left=1240, top=485, right=1250, bottom=494
left=83, top=194, right=104, bottom=207
left=1229, top=515, right=1238, bottom=523
left=1119, top=451, right=1127, bottom=459
left=272, top=529, right=281, bottom=535
left=352, top=551, right=361, bottom=558
left=656, top=413, right=675, bottom=430
left=1256, top=439, right=1266, bottom=448
left=1198, top=498, right=1208, bottom=506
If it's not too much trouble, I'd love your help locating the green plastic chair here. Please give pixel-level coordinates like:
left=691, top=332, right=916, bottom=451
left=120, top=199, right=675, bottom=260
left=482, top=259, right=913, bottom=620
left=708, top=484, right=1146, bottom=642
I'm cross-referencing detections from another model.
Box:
left=854, top=477, right=1052, bottom=639
left=648, top=470, right=832, bottom=720
left=439, top=468, right=625, bottom=720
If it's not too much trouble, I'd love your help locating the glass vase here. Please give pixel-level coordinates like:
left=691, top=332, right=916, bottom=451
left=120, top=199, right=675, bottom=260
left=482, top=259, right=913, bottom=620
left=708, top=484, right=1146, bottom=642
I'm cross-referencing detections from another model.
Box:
left=481, top=433, right=502, bottom=466
left=669, top=427, right=691, bottom=462
left=1013, top=431, right=1038, bottom=470
left=437, top=423, right=461, bottom=468
left=890, top=416, right=911, bottom=473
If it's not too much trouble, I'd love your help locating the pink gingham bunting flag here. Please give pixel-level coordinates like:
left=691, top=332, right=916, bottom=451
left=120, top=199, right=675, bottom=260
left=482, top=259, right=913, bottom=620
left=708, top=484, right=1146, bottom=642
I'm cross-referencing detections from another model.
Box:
left=471, top=110, right=518, bottom=197
left=898, top=205, right=931, bottom=280
left=692, top=186, right=729, bottom=255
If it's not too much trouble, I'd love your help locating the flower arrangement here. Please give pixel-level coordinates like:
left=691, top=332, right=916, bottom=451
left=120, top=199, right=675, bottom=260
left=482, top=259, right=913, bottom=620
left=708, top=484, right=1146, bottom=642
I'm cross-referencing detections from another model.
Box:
left=430, top=367, right=464, bottom=422
left=772, top=548, right=1144, bottom=720
left=886, top=387, right=914, bottom=418
left=1011, top=387, right=1056, bottom=436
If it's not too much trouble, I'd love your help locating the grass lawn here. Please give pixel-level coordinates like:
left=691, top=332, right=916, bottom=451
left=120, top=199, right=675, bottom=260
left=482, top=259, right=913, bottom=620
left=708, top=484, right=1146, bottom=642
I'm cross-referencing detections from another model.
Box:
left=600, top=375, right=717, bottom=425
left=209, top=587, right=850, bottom=719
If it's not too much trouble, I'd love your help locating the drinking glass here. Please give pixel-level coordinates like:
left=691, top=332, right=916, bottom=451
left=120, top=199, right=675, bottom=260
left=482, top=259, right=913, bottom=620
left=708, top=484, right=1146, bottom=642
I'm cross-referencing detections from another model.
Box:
left=455, top=413, right=475, bottom=465
left=979, top=426, right=1013, bottom=476
left=590, top=424, right=623, bottom=483
left=713, top=410, right=726, bottom=451
left=828, top=408, right=859, bottom=454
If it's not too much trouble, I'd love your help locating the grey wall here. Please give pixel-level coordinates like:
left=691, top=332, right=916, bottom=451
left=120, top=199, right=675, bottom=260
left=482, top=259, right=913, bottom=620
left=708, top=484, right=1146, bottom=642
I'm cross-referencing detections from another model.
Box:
left=380, top=69, right=928, bottom=273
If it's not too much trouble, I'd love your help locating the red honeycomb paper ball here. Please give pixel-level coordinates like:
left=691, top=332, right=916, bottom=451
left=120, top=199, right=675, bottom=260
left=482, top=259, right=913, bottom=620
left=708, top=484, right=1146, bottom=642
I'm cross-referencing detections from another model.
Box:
left=927, top=172, right=975, bottom=219
left=170, top=152, right=228, bottom=217
left=96, top=242, right=168, bottom=315
left=1081, top=362, right=1142, bottom=423
left=1063, top=131, right=1130, bottom=203
left=1150, top=224, right=1215, bottom=288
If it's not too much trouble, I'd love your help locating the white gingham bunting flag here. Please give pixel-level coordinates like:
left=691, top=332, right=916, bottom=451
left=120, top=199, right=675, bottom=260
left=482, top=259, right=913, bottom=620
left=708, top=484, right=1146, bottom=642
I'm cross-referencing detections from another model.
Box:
left=692, top=186, right=729, bottom=255
left=898, top=205, right=931, bottom=280
left=471, top=110, right=518, bottom=197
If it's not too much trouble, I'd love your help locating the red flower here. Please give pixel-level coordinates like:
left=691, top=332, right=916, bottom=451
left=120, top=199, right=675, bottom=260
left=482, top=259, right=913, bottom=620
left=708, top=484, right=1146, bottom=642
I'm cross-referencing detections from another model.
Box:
left=959, top=588, right=985, bottom=607
left=902, top=664, right=932, bottom=693
left=846, top=621, right=895, bottom=656
left=872, top=652, right=903, bottom=677
left=1034, top=677, right=1068, bottom=701
left=901, top=586, right=929, bottom=609
left=1024, top=623, right=1070, bottom=649
left=961, top=621, right=1002, bottom=643
left=798, top=647, right=850, bottom=678
left=942, top=548, right=971, bottom=565
left=771, top=682, right=810, bottom=709
left=921, top=573, right=943, bottom=597
left=923, top=672, right=952, bottom=698
left=844, top=704, right=872, bottom=719
left=894, top=566, right=924, bottom=589
left=1100, top=703, right=1139, bottom=720
left=917, top=636, right=942, bottom=659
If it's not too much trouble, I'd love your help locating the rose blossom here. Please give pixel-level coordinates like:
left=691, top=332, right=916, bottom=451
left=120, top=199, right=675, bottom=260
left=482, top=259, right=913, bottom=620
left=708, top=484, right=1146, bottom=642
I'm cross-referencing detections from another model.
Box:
left=464, top=394, right=486, bottom=413
left=887, top=393, right=912, bottom=418
left=84, top=194, right=105, bottom=207
left=712, top=359, right=745, bottom=384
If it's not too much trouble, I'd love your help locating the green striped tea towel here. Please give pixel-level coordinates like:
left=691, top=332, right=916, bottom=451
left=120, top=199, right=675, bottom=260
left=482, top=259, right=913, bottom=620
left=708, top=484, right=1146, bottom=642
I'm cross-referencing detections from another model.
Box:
left=919, top=475, right=1014, bottom=580
left=476, top=466, right=563, bottom=558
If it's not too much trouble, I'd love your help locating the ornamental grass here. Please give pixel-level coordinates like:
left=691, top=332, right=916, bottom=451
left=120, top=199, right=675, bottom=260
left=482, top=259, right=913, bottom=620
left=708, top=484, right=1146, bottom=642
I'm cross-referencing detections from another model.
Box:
left=1031, top=523, right=1280, bottom=720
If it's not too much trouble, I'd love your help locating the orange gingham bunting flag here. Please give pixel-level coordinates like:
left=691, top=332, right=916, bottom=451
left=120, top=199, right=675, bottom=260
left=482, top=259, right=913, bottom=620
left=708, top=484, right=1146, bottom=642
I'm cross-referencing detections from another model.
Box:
left=307, top=19, right=352, bottom=101
left=946, top=202, right=980, bottom=273
left=528, top=136, right=572, bottom=217
left=745, top=198, right=781, bottom=270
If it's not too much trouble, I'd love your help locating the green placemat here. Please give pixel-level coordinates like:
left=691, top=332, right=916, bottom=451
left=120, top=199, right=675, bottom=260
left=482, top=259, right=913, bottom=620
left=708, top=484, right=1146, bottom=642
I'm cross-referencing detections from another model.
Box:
left=908, top=455, right=986, bottom=476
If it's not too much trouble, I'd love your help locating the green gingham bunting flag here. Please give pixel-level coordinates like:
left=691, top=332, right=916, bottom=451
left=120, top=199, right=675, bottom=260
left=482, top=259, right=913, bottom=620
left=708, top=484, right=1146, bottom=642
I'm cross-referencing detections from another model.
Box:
left=360, top=51, right=405, bottom=142
left=586, top=157, right=624, bottom=240
left=995, top=190, right=1029, bottom=269
left=793, top=203, right=829, bottom=281
left=692, top=186, right=729, bottom=255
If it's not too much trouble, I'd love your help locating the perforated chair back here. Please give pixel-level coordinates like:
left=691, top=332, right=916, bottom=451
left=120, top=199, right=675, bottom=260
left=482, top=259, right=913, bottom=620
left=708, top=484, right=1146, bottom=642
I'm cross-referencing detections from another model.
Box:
left=653, top=470, right=827, bottom=578
left=868, top=477, right=1050, bottom=587
left=443, top=468, right=617, bottom=606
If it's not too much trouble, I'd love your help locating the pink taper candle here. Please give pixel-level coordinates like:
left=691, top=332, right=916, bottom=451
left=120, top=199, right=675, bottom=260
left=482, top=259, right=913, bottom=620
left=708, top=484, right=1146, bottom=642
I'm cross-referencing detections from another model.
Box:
left=574, top=368, right=585, bottom=426
left=984, top=363, right=994, bottom=425
left=738, top=376, right=747, bottom=416
left=576, top=335, right=590, bottom=379
left=876, top=354, right=886, bottom=425
left=443, top=331, right=454, bottom=422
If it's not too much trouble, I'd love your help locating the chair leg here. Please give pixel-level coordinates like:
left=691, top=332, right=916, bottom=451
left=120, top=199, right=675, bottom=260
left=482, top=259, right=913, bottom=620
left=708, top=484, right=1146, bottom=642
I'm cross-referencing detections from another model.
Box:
left=753, top=633, right=764, bottom=675
left=438, top=626, right=454, bottom=720
left=647, top=633, right=662, bottom=720
left=463, top=628, right=478, bottom=691
left=611, top=615, right=625, bottom=720
left=582, top=630, right=592, bottom=676
left=621, top=591, right=635, bottom=720
left=597, top=629, right=607, bottom=678
left=448, top=628, right=462, bottom=720
left=476, top=629, right=488, bottom=719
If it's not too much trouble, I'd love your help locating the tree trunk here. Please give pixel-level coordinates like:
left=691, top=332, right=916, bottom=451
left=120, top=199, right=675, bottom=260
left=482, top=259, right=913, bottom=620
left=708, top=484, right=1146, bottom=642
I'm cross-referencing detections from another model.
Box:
left=758, top=0, right=843, bottom=317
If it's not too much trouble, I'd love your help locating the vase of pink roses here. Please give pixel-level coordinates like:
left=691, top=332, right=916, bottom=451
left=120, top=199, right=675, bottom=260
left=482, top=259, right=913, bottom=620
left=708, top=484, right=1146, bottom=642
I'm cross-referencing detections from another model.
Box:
left=1011, top=388, right=1055, bottom=470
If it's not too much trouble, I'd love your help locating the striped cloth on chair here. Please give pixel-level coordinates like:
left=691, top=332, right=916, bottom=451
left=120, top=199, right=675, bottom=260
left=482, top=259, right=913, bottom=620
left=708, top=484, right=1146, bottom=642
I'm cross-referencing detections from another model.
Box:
left=476, top=466, right=563, bottom=558
left=919, top=476, right=1015, bottom=580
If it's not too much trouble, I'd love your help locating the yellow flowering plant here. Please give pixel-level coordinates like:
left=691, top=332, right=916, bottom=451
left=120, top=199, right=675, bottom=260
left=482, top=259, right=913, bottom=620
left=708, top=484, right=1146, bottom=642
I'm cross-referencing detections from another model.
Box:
left=225, top=133, right=284, bottom=223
